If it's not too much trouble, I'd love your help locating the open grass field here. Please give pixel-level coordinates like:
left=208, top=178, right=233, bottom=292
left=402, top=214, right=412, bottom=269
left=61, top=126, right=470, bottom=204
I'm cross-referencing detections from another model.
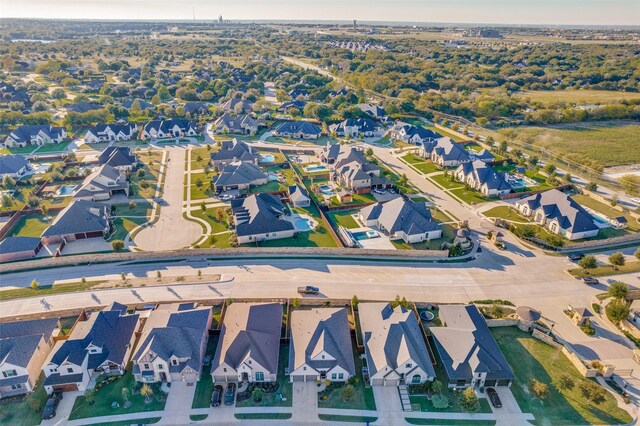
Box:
left=514, top=90, right=640, bottom=105
left=500, top=122, right=640, bottom=167
left=492, top=327, right=632, bottom=425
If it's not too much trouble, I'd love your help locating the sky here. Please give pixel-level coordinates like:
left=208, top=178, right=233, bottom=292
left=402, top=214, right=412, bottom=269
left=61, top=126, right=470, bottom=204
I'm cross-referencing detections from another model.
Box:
left=2, top=0, right=640, bottom=26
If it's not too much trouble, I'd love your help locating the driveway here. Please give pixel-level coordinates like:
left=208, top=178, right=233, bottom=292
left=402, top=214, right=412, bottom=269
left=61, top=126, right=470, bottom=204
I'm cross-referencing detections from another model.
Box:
left=291, top=382, right=318, bottom=424
left=372, top=386, right=404, bottom=426
left=40, top=390, right=81, bottom=426
left=156, top=381, right=194, bottom=425
left=134, top=146, right=202, bottom=250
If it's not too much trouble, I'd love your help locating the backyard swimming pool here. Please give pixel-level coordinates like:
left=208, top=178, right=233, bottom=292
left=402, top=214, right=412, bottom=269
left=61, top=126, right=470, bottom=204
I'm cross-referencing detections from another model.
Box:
left=261, top=154, right=275, bottom=163
left=319, top=184, right=335, bottom=196
left=303, top=164, right=329, bottom=173
left=293, top=217, right=313, bottom=231
left=351, top=230, right=379, bottom=240
left=57, top=185, right=76, bottom=196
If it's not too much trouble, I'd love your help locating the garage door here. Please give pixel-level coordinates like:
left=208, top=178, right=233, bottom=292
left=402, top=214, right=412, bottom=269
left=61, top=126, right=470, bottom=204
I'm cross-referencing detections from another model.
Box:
left=484, top=380, right=496, bottom=387
left=370, top=378, right=384, bottom=386
left=497, top=379, right=511, bottom=387
left=384, top=378, right=399, bottom=386
left=53, top=383, right=78, bottom=392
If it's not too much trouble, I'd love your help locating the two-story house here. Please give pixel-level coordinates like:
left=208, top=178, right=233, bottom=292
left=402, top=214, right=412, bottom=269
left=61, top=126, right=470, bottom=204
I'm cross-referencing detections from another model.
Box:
left=453, top=160, right=512, bottom=197
left=141, top=119, right=198, bottom=140
left=4, top=125, right=66, bottom=148
left=331, top=147, right=392, bottom=194
left=210, top=139, right=258, bottom=167
left=73, top=164, right=129, bottom=201
left=420, top=137, right=471, bottom=167
left=84, top=123, right=138, bottom=143
left=213, top=113, right=259, bottom=135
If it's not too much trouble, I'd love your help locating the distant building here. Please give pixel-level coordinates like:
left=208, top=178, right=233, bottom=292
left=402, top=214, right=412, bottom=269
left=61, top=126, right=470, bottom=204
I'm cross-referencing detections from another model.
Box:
left=0, top=154, right=31, bottom=179
left=4, top=125, right=66, bottom=148
left=273, top=121, right=322, bottom=140
left=213, top=113, right=259, bottom=135
left=85, top=123, right=138, bottom=143
left=210, top=139, right=258, bottom=167
left=391, top=122, right=441, bottom=145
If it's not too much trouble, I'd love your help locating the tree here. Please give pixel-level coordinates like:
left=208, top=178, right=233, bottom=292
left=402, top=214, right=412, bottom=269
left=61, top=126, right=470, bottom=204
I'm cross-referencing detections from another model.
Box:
left=1, top=194, right=14, bottom=211
left=585, top=181, right=598, bottom=192
left=489, top=304, right=505, bottom=318
left=606, top=299, right=630, bottom=324
left=610, top=195, right=618, bottom=207
left=578, top=255, right=597, bottom=270
left=1, top=176, right=16, bottom=189
left=459, top=387, right=480, bottom=412
left=341, top=384, right=356, bottom=401
left=579, top=381, right=607, bottom=405
left=40, top=203, right=49, bottom=217
left=121, top=387, right=130, bottom=403
left=619, top=174, right=640, bottom=196
left=543, top=163, right=556, bottom=175
left=609, top=252, right=625, bottom=267
left=608, top=282, right=629, bottom=300
left=140, top=384, right=154, bottom=403
left=111, top=240, right=125, bottom=251
left=529, top=378, right=549, bottom=399
left=52, top=88, right=66, bottom=99
left=30, top=279, right=39, bottom=290
left=351, top=295, right=359, bottom=308
left=431, top=379, right=443, bottom=394
left=292, top=298, right=300, bottom=308
left=556, top=374, right=575, bottom=391
left=431, top=394, right=449, bottom=409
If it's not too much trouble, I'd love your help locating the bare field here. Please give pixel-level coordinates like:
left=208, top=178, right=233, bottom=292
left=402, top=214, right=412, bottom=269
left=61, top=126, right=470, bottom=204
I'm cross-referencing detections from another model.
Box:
left=501, top=121, right=640, bottom=167
left=515, top=90, right=640, bottom=105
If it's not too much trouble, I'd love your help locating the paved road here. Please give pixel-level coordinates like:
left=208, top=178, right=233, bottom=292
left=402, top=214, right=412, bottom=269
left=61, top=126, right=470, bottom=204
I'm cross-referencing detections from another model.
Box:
left=133, top=146, right=201, bottom=250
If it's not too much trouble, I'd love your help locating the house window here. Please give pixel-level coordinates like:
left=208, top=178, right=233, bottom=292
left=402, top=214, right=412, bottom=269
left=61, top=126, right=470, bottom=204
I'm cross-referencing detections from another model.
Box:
left=338, top=373, right=344, bottom=380
left=255, top=372, right=264, bottom=381
left=171, top=359, right=178, bottom=366
left=303, top=367, right=306, bottom=371
left=411, top=374, right=421, bottom=384
left=67, top=368, right=74, bottom=373
left=11, top=384, right=22, bottom=390
left=321, top=355, right=325, bottom=359
left=3, top=370, right=17, bottom=377
left=144, top=364, right=150, bottom=369
left=158, top=364, right=163, bottom=370
left=331, top=373, right=337, bottom=380
left=405, top=363, right=412, bottom=368
left=223, top=368, right=227, bottom=372
left=248, top=360, right=252, bottom=365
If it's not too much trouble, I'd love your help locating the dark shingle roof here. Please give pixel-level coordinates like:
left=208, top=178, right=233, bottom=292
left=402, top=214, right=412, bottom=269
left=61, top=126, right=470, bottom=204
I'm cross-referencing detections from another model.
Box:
left=274, top=121, right=322, bottom=136
left=215, top=162, right=267, bottom=188
left=0, top=154, right=30, bottom=175
left=231, top=193, right=294, bottom=237
left=98, top=146, right=137, bottom=168
left=41, top=200, right=109, bottom=238
left=0, top=236, right=41, bottom=254
left=517, top=189, right=599, bottom=234
left=210, top=139, right=257, bottom=164
left=360, top=197, right=440, bottom=236
left=0, top=318, right=58, bottom=368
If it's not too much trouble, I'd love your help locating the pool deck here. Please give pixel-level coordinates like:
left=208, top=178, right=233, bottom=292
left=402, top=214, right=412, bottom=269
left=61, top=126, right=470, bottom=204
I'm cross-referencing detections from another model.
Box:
left=350, top=226, right=396, bottom=250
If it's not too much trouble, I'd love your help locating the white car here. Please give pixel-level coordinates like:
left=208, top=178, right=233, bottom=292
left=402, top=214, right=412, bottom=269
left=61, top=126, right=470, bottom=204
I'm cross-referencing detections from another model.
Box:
left=631, top=197, right=640, bottom=205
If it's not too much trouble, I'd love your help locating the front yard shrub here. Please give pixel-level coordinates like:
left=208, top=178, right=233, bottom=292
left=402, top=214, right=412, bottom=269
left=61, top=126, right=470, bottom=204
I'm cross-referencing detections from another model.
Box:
left=431, top=394, right=450, bottom=409
left=459, top=387, right=479, bottom=412
left=529, top=378, right=549, bottom=399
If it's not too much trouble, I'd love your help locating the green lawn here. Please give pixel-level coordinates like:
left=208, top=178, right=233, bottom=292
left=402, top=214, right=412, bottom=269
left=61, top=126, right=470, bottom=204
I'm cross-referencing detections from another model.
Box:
left=413, top=162, right=441, bottom=174
left=429, top=173, right=463, bottom=190
left=401, top=153, right=427, bottom=165
left=112, top=202, right=153, bottom=217
left=91, top=418, right=160, bottom=426
left=482, top=206, right=531, bottom=222
left=491, top=327, right=632, bottom=425
left=251, top=205, right=338, bottom=248
left=450, top=188, right=496, bottom=205
left=191, top=336, right=219, bottom=409
left=69, top=367, right=167, bottom=420
left=7, top=145, right=37, bottom=155
left=8, top=213, right=53, bottom=237
left=318, top=414, right=378, bottom=423
left=0, top=377, right=48, bottom=426
left=129, top=155, right=162, bottom=200
left=235, top=413, right=292, bottom=420
left=329, top=192, right=377, bottom=207
left=236, top=345, right=293, bottom=408
left=572, top=194, right=639, bottom=231
left=190, top=146, right=214, bottom=170
left=569, top=261, right=640, bottom=278
left=33, top=140, right=73, bottom=154
left=110, top=217, right=148, bottom=242
left=189, top=172, right=215, bottom=200
left=406, top=419, right=495, bottom=425
left=0, top=280, right=107, bottom=301
left=191, top=207, right=229, bottom=234
left=327, top=210, right=360, bottom=229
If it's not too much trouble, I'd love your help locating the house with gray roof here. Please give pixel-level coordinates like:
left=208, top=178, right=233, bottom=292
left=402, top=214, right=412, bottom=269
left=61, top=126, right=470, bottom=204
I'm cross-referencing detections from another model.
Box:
left=220, top=98, right=254, bottom=114
left=0, top=154, right=31, bottom=179
left=41, top=200, right=111, bottom=245
left=214, top=113, right=259, bottom=135
left=42, top=303, right=139, bottom=393
left=359, top=197, right=442, bottom=243
left=210, top=139, right=258, bottom=167
left=273, top=121, right=322, bottom=140
left=183, top=102, right=211, bottom=116
left=331, top=146, right=392, bottom=194
left=98, top=146, right=138, bottom=172
left=454, top=160, right=512, bottom=196
left=73, top=164, right=129, bottom=201
left=470, top=148, right=496, bottom=163
left=431, top=305, right=514, bottom=389
left=289, top=308, right=355, bottom=383
left=212, top=303, right=282, bottom=383
left=231, top=193, right=295, bottom=244
left=420, top=137, right=471, bottom=167
left=85, top=123, right=138, bottom=144
left=67, top=102, right=103, bottom=114
left=0, top=318, right=59, bottom=398
left=391, top=122, right=442, bottom=145
left=288, top=185, right=310, bottom=208
left=4, top=125, right=67, bottom=148
left=278, top=100, right=307, bottom=113
left=132, top=303, right=212, bottom=384
left=358, top=103, right=386, bottom=120
left=141, top=119, right=198, bottom=140
left=329, top=118, right=382, bottom=138
left=214, top=161, right=268, bottom=193
left=0, top=236, right=42, bottom=263
left=358, top=303, right=435, bottom=386
left=515, top=189, right=600, bottom=240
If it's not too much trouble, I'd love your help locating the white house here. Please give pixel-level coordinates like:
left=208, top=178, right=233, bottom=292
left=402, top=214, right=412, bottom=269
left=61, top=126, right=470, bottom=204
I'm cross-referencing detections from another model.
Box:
left=141, top=119, right=198, bottom=140
left=84, top=123, right=138, bottom=143
left=454, top=160, right=512, bottom=197
left=0, top=155, right=32, bottom=179
left=4, top=125, right=66, bottom=148
left=73, top=164, right=130, bottom=201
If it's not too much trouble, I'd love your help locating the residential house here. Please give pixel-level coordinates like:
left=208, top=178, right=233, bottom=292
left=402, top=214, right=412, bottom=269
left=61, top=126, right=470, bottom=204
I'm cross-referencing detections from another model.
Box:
left=231, top=193, right=295, bottom=244
left=329, top=118, right=382, bottom=138
left=331, top=146, right=392, bottom=194
left=454, top=160, right=512, bottom=196
left=421, top=138, right=471, bottom=167
left=0, top=154, right=31, bottom=179
left=214, top=113, right=259, bottom=135
left=122, top=99, right=154, bottom=110
left=183, top=102, right=211, bottom=116
left=391, top=122, right=442, bottom=145
left=142, top=119, right=198, bottom=140
left=288, top=88, right=309, bottom=100
left=0, top=236, right=43, bottom=263
left=273, top=121, right=322, bottom=140
left=319, top=142, right=342, bottom=165
left=42, top=302, right=139, bottom=393
left=214, top=161, right=268, bottom=193
left=358, top=197, right=442, bottom=243
left=84, top=123, right=138, bottom=143
left=515, top=189, right=600, bottom=240
left=358, top=303, right=436, bottom=386
left=73, top=164, right=129, bottom=201
left=133, top=303, right=212, bottom=384
left=288, top=308, right=355, bottom=383
left=288, top=185, right=310, bottom=208
left=278, top=100, right=307, bottom=114
left=470, top=148, right=496, bottom=163
left=4, top=125, right=66, bottom=148
left=210, top=139, right=258, bottom=167
left=211, top=303, right=282, bottom=383
left=97, top=146, right=138, bottom=172
left=41, top=200, right=111, bottom=245
left=0, top=318, right=59, bottom=398
left=220, top=98, right=253, bottom=114
left=430, top=305, right=514, bottom=389
left=67, top=102, right=103, bottom=114
left=358, top=103, right=386, bottom=120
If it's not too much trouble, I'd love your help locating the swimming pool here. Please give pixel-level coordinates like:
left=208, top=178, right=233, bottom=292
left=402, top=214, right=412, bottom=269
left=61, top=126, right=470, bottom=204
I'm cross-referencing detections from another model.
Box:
left=303, top=164, right=329, bottom=173
left=267, top=173, right=279, bottom=181
left=261, top=154, right=275, bottom=163
left=351, top=230, right=379, bottom=240
left=57, top=185, right=76, bottom=196
left=294, top=217, right=313, bottom=231
left=319, top=184, right=335, bottom=196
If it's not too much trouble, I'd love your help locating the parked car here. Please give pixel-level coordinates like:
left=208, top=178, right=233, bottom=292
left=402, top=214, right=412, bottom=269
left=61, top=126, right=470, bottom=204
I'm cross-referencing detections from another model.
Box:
left=631, top=197, right=640, bottom=204
left=41, top=391, right=63, bottom=420
left=582, top=277, right=600, bottom=285
left=224, top=383, right=236, bottom=406
left=297, top=285, right=319, bottom=295
left=373, top=188, right=386, bottom=194
left=567, top=252, right=585, bottom=262
left=211, top=385, right=223, bottom=407
left=486, top=388, right=502, bottom=408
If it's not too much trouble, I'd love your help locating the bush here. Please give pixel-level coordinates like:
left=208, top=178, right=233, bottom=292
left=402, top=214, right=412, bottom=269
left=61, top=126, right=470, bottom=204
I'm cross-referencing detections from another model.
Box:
left=578, top=255, right=598, bottom=270
left=609, top=252, right=626, bottom=267
left=341, top=384, right=356, bottom=401
left=459, top=387, right=480, bottom=412
left=556, top=374, right=575, bottom=391
left=529, top=378, right=549, bottom=399
left=432, top=393, right=449, bottom=409
left=608, top=282, right=629, bottom=300
left=431, top=379, right=443, bottom=394
left=111, top=240, right=125, bottom=251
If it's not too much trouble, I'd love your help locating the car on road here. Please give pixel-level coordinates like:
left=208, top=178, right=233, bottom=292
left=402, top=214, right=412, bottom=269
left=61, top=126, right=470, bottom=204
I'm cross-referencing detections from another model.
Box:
left=211, top=385, right=223, bottom=407
left=486, top=388, right=502, bottom=408
left=42, top=391, right=63, bottom=420
left=224, top=383, right=236, bottom=406
left=582, top=277, right=600, bottom=285
left=567, top=252, right=585, bottom=262
left=297, top=285, right=320, bottom=295
left=631, top=197, right=640, bottom=204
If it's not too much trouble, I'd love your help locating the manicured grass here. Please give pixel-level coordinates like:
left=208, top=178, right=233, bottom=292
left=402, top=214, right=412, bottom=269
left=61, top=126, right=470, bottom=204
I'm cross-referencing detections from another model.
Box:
left=482, top=206, right=531, bottom=222
left=572, top=194, right=639, bottom=231
left=318, top=414, right=378, bottom=423
left=569, top=261, right=640, bottom=278
left=329, top=192, right=377, bottom=207
left=413, top=162, right=441, bottom=174
left=129, top=157, right=162, bottom=200
left=91, top=418, right=161, bottom=426
left=110, top=216, right=148, bottom=242
left=236, top=344, right=293, bottom=408
left=406, top=419, right=496, bottom=425
left=112, top=201, right=153, bottom=217
left=514, top=89, right=640, bottom=106
left=33, top=140, right=73, bottom=154
left=235, top=413, right=292, bottom=420
left=491, top=327, right=632, bottom=425
left=401, top=153, right=427, bottom=165
left=0, top=377, right=48, bottom=426
left=450, top=188, right=496, bottom=205
left=191, top=207, right=229, bottom=234
left=0, top=280, right=107, bottom=301
left=191, top=336, right=219, bottom=409
left=327, top=210, right=360, bottom=229
left=189, top=415, right=208, bottom=421
left=8, top=213, right=54, bottom=237
left=7, top=144, right=37, bottom=154
left=190, top=146, right=214, bottom=169
left=252, top=205, right=338, bottom=248
left=69, top=366, right=167, bottom=420
left=429, top=173, right=464, bottom=190
left=500, top=122, right=640, bottom=167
